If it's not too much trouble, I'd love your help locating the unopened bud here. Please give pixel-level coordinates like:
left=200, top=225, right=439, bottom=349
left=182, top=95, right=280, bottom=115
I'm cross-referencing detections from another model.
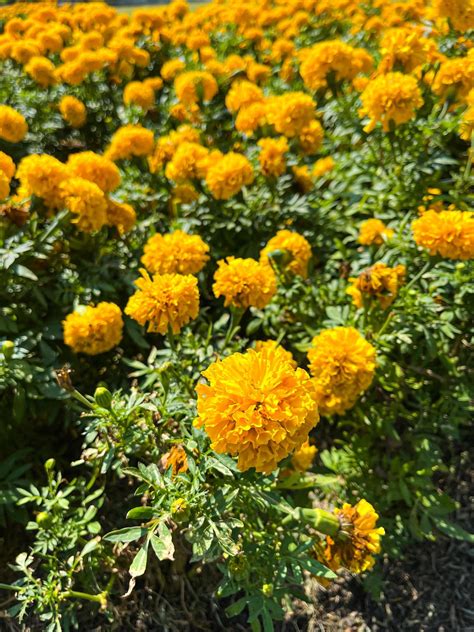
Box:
left=262, top=583, right=273, bottom=597
left=94, top=386, right=113, bottom=410
left=171, top=498, right=190, bottom=523
left=2, top=340, right=14, bottom=360
left=36, top=511, right=53, bottom=528
left=44, top=458, right=56, bottom=472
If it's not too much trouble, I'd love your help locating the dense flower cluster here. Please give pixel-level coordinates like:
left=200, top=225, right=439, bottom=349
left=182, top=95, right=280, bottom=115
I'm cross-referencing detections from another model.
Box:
left=195, top=345, right=319, bottom=472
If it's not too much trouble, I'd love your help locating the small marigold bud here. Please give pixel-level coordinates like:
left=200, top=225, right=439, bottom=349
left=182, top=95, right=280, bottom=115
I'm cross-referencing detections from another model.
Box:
left=2, top=340, right=14, bottom=360
left=44, top=458, right=56, bottom=471
left=170, top=498, right=190, bottom=522
left=94, top=386, right=113, bottom=410
left=36, top=511, right=53, bottom=528
left=262, top=583, right=273, bottom=597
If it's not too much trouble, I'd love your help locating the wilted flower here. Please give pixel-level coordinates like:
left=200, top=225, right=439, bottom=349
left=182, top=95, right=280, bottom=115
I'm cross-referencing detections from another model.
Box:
left=347, top=263, right=406, bottom=309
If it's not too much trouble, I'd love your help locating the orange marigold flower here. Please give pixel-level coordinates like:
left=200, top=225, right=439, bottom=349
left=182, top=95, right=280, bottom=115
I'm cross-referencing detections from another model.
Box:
left=163, top=445, right=189, bottom=476
left=24, top=55, right=56, bottom=87
left=266, top=92, right=316, bottom=137
left=105, top=124, right=154, bottom=161
left=260, top=229, right=312, bottom=278
left=358, top=219, right=394, bottom=246
left=16, top=154, right=68, bottom=209
left=0, top=171, right=10, bottom=200
left=432, top=0, right=474, bottom=33
left=312, top=156, right=335, bottom=178
left=174, top=70, right=218, bottom=105
left=0, top=151, right=15, bottom=180
left=300, top=120, right=324, bottom=155
left=307, top=327, right=376, bottom=416
left=60, top=177, right=107, bottom=233
left=235, top=101, right=267, bottom=135
left=63, top=302, right=123, bottom=355
left=213, top=256, right=277, bottom=309
left=164, top=142, right=210, bottom=182
left=161, top=59, right=185, bottom=81
left=412, top=209, right=474, bottom=260
left=141, top=230, right=209, bottom=275
left=125, top=269, right=199, bottom=334
left=257, top=136, right=288, bottom=177
left=347, top=263, right=406, bottom=309
left=67, top=151, right=121, bottom=193
left=292, top=165, right=313, bottom=193
left=291, top=440, right=317, bottom=472
left=0, top=105, right=28, bottom=143
left=225, top=79, right=264, bottom=113
left=59, top=95, right=87, bottom=128
left=123, top=80, right=155, bottom=111
left=205, top=152, right=254, bottom=200
left=194, top=345, right=319, bottom=473
left=105, top=199, right=136, bottom=235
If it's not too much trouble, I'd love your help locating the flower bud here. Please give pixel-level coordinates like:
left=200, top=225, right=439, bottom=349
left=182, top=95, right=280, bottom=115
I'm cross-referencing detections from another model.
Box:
left=262, top=583, right=273, bottom=597
left=170, top=498, right=190, bottom=522
left=94, top=386, right=113, bottom=410
left=299, top=508, right=341, bottom=537
left=2, top=340, right=14, bottom=360
left=36, top=511, right=53, bottom=528
left=44, top=458, right=56, bottom=471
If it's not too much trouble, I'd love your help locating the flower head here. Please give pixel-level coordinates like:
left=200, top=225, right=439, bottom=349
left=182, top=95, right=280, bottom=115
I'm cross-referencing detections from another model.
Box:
left=174, top=70, right=218, bottom=105
left=105, top=199, right=136, bottom=235
left=163, top=445, right=188, bottom=476
left=0, top=151, right=16, bottom=180
left=266, top=92, right=315, bottom=137
left=16, top=154, right=69, bottom=209
left=164, top=142, right=210, bottom=182
left=358, top=219, right=394, bottom=246
left=67, top=151, right=121, bottom=193
left=308, top=327, right=376, bottom=416
left=63, top=302, right=123, bottom=355
left=257, top=137, right=289, bottom=177
left=213, top=256, right=277, bottom=309
left=412, top=209, right=474, bottom=260
left=60, top=177, right=107, bottom=233
left=291, top=440, right=317, bottom=472
left=24, top=55, right=56, bottom=87
left=0, top=105, right=28, bottom=143
left=141, top=230, right=209, bottom=275
left=59, top=96, right=87, bottom=128
left=125, top=269, right=199, bottom=334
left=312, top=156, right=335, bottom=178
left=225, top=80, right=264, bottom=113
left=347, top=263, right=406, bottom=309
left=195, top=345, right=319, bottom=473
left=260, top=229, right=312, bottom=278
left=206, top=152, right=254, bottom=200
left=123, top=80, right=155, bottom=111
left=105, top=125, right=154, bottom=161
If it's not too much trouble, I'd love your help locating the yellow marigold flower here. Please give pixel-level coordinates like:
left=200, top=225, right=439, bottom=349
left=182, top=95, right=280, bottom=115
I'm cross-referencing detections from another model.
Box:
left=59, top=95, right=86, bottom=128
left=174, top=70, right=218, bottom=105
left=431, top=56, right=474, bottom=101
left=125, top=269, right=199, bottom=334
left=300, top=40, right=373, bottom=91
left=300, top=120, right=324, bottom=155
left=141, top=230, right=209, bottom=275
left=105, top=125, right=154, bottom=162
left=292, top=165, right=313, bottom=193
left=172, top=182, right=199, bottom=204
left=432, top=0, right=474, bottom=32
left=105, top=199, right=136, bottom=235
left=213, top=256, right=277, bottom=309
left=312, top=156, right=335, bottom=178
left=0, top=105, right=28, bottom=143
left=235, top=101, right=267, bottom=135
left=123, top=80, right=155, bottom=112
left=379, top=26, right=440, bottom=73
left=206, top=152, right=254, bottom=200
left=359, top=72, right=423, bottom=133
left=358, top=219, right=394, bottom=246
left=161, top=58, right=185, bottom=81
left=163, top=445, right=188, bottom=476
left=266, top=92, right=316, bottom=137
left=225, top=80, right=264, bottom=113
left=254, top=340, right=297, bottom=368
left=246, top=61, right=271, bottom=84
left=460, top=105, right=474, bottom=141
left=164, top=142, right=210, bottom=182
left=67, top=151, right=121, bottom=193
left=0, top=151, right=15, bottom=180
left=412, top=209, right=474, bottom=260
left=347, top=263, right=406, bottom=309
left=11, top=40, right=40, bottom=64
left=257, top=137, right=288, bottom=177
left=148, top=125, right=201, bottom=173
left=16, top=154, right=68, bottom=209
left=260, top=229, right=312, bottom=278
left=194, top=345, right=319, bottom=473
left=60, top=177, right=107, bottom=233
left=291, top=440, right=317, bottom=472
left=322, top=499, right=385, bottom=574
left=307, top=327, right=376, bottom=416
left=24, top=55, right=56, bottom=87
left=0, top=171, right=10, bottom=200
left=63, top=302, right=123, bottom=355
left=143, top=76, right=164, bottom=92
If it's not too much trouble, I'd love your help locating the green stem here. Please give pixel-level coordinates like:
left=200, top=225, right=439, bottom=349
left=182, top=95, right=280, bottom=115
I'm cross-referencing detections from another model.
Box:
left=71, top=389, right=95, bottom=410
left=405, top=260, right=435, bottom=292
left=62, top=590, right=106, bottom=606
left=223, top=308, right=244, bottom=347
left=375, top=311, right=395, bottom=339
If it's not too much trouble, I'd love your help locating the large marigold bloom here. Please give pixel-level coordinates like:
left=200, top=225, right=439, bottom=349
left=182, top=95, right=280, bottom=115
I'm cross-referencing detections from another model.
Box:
left=260, top=229, right=312, bottom=278
left=213, top=256, right=277, bottom=309
left=24, top=55, right=56, bottom=87
left=0, top=105, right=28, bottom=143
left=16, top=154, right=69, bottom=209
left=307, top=327, right=376, bottom=416
left=347, top=263, right=406, bottom=309
left=257, top=137, right=288, bottom=177
left=322, top=499, right=385, bottom=574
left=60, top=177, right=107, bottom=233
left=141, top=230, right=209, bottom=275
left=125, top=269, right=199, bottom=334
left=123, top=80, right=155, bottom=111
left=205, top=152, right=254, bottom=200
left=59, top=95, right=87, bottom=128
left=194, top=345, right=319, bottom=473
left=63, top=302, right=123, bottom=355
left=148, top=125, right=201, bottom=173
left=266, top=92, right=315, bottom=137
left=412, top=209, right=474, bottom=260
left=164, top=142, right=210, bottom=182
left=379, top=26, right=440, bottom=73
left=358, top=219, right=394, bottom=246
left=432, top=0, right=474, bottom=32
left=67, top=151, right=121, bottom=193
left=105, top=125, right=154, bottom=162
left=225, top=80, right=264, bottom=113
left=431, top=57, right=474, bottom=100
left=359, top=72, right=423, bottom=133
left=174, top=70, right=218, bottom=105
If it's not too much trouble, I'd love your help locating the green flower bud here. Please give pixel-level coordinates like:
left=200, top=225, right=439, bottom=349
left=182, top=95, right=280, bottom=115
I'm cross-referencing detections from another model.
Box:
left=94, top=386, right=113, bottom=410
left=2, top=340, right=14, bottom=360
left=44, top=458, right=56, bottom=471
left=268, top=248, right=293, bottom=268
left=36, top=511, right=53, bottom=528
left=299, top=508, right=341, bottom=537
left=262, top=583, right=273, bottom=597
left=171, top=498, right=190, bottom=523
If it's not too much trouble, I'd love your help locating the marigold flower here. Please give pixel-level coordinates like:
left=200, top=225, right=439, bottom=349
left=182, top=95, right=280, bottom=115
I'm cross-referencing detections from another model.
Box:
left=24, top=55, right=56, bottom=87
left=16, top=154, right=69, bottom=209
left=312, top=156, right=335, bottom=178
left=379, top=26, right=440, bottom=73
left=161, top=59, right=185, bottom=81
left=194, top=345, right=319, bottom=473
left=0, top=105, right=28, bottom=143
left=141, top=230, right=209, bottom=275
left=347, top=263, right=406, bottom=309
left=164, top=142, right=210, bottom=182
left=0, top=171, right=10, bottom=200
left=266, top=92, right=315, bottom=137
left=105, top=125, right=154, bottom=161
left=235, top=102, right=267, bottom=135
left=59, top=95, right=87, bottom=128
left=148, top=125, right=201, bottom=173
left=206, top=152, right=254, bottom=200
left=412, top=209, right=474, bottom=260
left=308, top=327, right=376, bottom=416
left=254, top=340, right=297, bottom=367
left=358, top=219, right=394, bottom=246
left=123, top=80, right=155, bottom=111
left=359, top=72, right=423, bottom=133
left=213, top=256, right=277, bottom=309
left=172, top=182, right=199, bottom=204
left=300, top=120, right=324, bottom=155
left=105, top=199, right=136, bottom=235
left=0, top=151, right=15, bottom=180
left=67, top=151, right=121, bottom=193
left=163, top=445, right=189, bottom=476
left=125, top=269, right=199, bottom=334
left=431, top=56, right=474, bottom=101
left=225, top=80, right=264, bottom=113
left=63, top=302, right=123, bottom=355
left=321, top=499, right=385, bottom=574
left=292, top=165, right=313, bottom=193
left=260, top=229, right=312, bottom=278
left=432, top=0, right=474, bottom=32
left=291, top=440, right=317, bottom=472
left=174, top=70, right=218, bottom=105
left=60, top=177, right=107, bottom=233
left=257, top=137, right=288, bottom=177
